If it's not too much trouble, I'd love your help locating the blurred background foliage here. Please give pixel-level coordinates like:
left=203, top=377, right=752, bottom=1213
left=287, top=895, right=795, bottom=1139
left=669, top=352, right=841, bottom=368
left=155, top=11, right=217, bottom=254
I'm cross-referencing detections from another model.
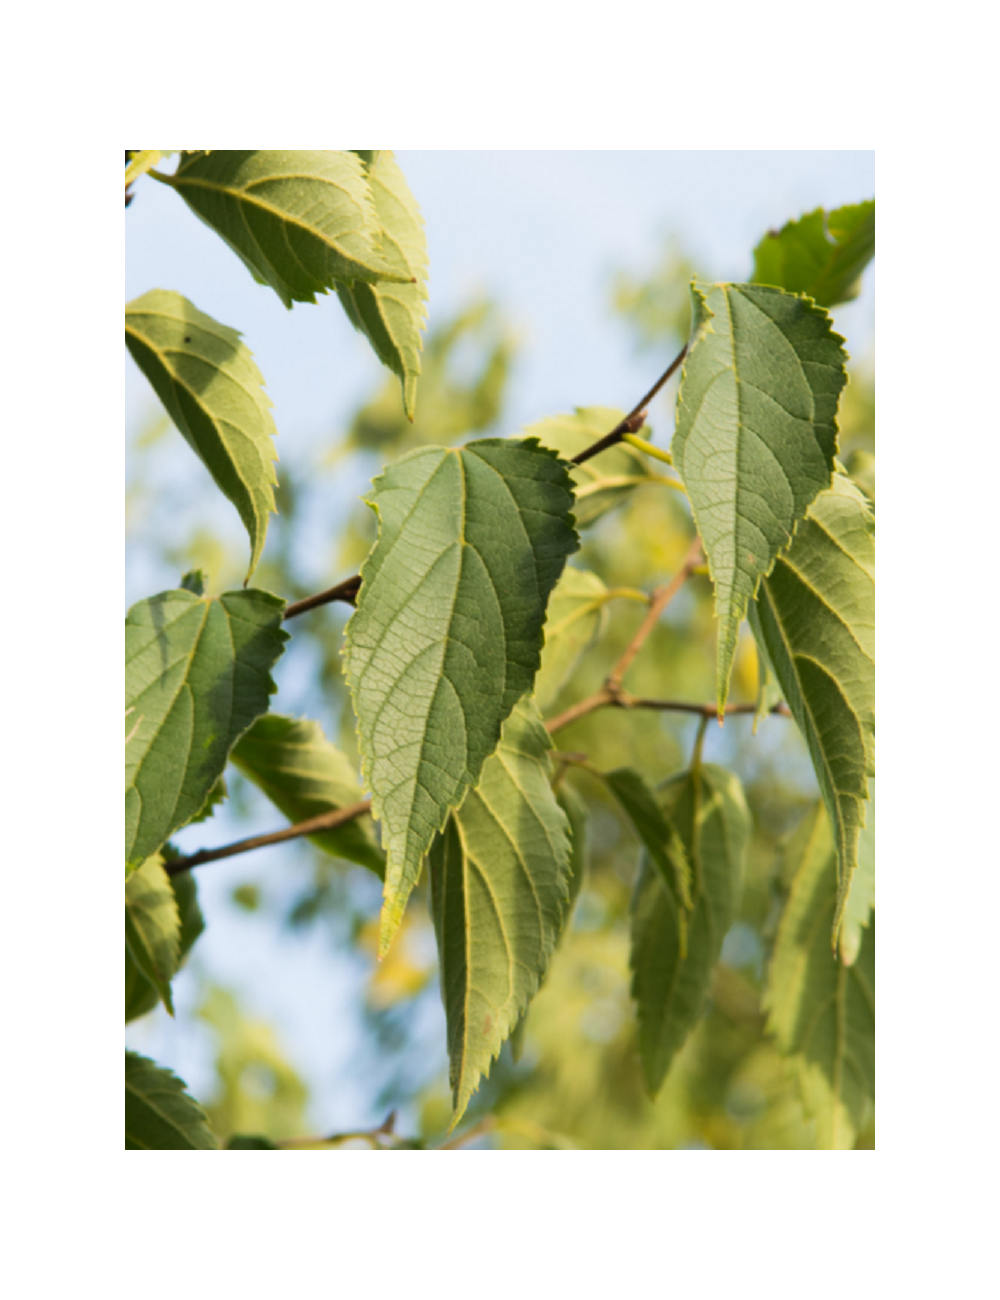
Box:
left=125, top=232, right=874, bottom=1151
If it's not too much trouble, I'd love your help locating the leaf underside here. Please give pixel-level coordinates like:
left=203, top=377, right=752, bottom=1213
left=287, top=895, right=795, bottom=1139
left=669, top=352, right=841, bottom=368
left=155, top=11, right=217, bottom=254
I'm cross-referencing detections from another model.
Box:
left=752, top=200, right=875, bottom=308
left=126, top=871, right=205, bottom=1023
left=125, top=1051, right=217, bottom=1150
left=534, top=565, right=609, bottom=710
left=429, top=701, right=572, bottom=1128
left=604, top=767, right=693, bottom=910
left=231, top=713, right=384, bottom=875
left=125, top=588, right=287, bottom=875
left=125, top=289, right=278, bottom=581
left=343, top=437, right=578, bottom=955
left=166, top=150, right=410, bottom=305
left=524, top=407, right=656, bottom=527
left=672, top=281, right=847, bottom=712
left=630, top=764, right=749, bottom=1096
left=749, top=474, right=874, bottom=938
left=763, top=802, right=875, bottom=1148
left=337, top=151, right=428, bottom=419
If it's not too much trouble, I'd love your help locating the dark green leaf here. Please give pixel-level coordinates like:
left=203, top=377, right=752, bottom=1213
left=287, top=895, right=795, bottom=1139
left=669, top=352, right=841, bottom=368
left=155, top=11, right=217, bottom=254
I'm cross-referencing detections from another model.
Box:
left=163, top=150, right=409, bottom=306
left=604, top=768, right=692, bottom=909
left=344, top=438, right=578, bottom=954
left=125, top=290, right=278, bottom=581
left=630, top=764, right=749, bottom=1095
left=752, top=200, right=875, bottom=308
left=525, top=406, right=657, bottom=526
left=336, top=151, right=428, bottom=419
left=673, top=282, right=847, bottom=711
left=127, top=868, right=206, bottom=1024
left=748, top=475, right=874, bottom=935
left=226, top=1134, right=279, bottom=1149
left=763, top=803, right=875, bottom=1148
left=125, top=588, right=287, bottom=875
left=125, top=1051, right=217, bottom=1149
left=231, top=713, right=383, bottom=875
left=429, top=702, right=572, bottom=1128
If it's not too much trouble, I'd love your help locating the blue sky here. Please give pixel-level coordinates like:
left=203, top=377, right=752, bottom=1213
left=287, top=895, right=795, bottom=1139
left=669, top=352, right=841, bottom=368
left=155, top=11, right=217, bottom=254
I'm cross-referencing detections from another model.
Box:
left=124, top=151, right=876, bottom=1133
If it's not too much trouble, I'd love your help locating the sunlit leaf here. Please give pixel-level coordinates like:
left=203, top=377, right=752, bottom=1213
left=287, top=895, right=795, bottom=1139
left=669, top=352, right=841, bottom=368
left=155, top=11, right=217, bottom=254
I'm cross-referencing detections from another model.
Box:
left=162, top=150, right=409, bottom=306
left=429, top=702, right=572, bottom=1127
left=763, top=802, right=875, bottom=1148
left=752, top=200, right=875, bottom=308
left=749, top=474, right=874, bottom=935
left=126, top=868, right=205, bottom=1023
left=556, top=781, right=589, bottom=920
left=343, top=438, right=578, bottom=954
left=673, top=281, right=847, bottom=710
left=336, top=151, right=428, bottom=419
left=231, top=713, right=383, bottom=875
left=125, top=1051, right=217, bottom=1150
left=525, top=407, right=657, bottom=526
left=124, top=855, right=180, bottom=1015
left=839, top=792, right=874, bottom=966
left=630, top=764, right=749, bottom=1095
left=125, top=290, right=278, bottom=581
left=535, top=566, right=609, bottom=710
left=125, top=588, right=287, bottom=875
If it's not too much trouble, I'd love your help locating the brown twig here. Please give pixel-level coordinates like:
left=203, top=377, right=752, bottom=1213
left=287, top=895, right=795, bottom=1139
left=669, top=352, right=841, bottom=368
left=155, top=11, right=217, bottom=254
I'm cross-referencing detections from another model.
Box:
left=283, top=574, right=361, bottom=620
left=570, top=344, right=688, bottom=467
left=547, top=692, right=790, bottom=735
left=165, top=799, right=372, bottom=876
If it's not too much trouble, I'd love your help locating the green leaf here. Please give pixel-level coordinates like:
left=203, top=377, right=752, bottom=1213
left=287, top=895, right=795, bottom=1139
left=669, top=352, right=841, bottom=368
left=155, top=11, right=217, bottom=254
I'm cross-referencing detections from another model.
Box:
left=429, top=701, right=572, bottom=1128
left=226, top=1134, right=279, bottom=1149
left=673, top=281, right=847, bottom=711
left=125, top=588, right=287, bottom=875
left=126, top=868, right=206, bottom=1024
left=525, top=407, right=657, bottom=526
left=839, top=789, right=874, bottom=966
left=335, top=151, right=428, bottom=419
left=748, top=474, right=874, bottom=937
left=125, top=1051, right=217, bottom=1150
left=231, top=713, right=383, bottom=876
left=844, top=448, right=875, bottom=505
left=534, top=566, right=609, bottom=710
left=125, top=291, right=278, bottom=581
left=752, top=200, right=875, bottom=308
left=162, top=150, right=410, bottom=307
left=556, top=781, right=589, bottom=920
left=187, top=775, right=227, bottom=826
left=763, top=803, right=875, bottom=1148
left=630, top=764, right=750, bottom=1095
left=603, top=767, right=692, bottom=910
left=343, top=438, right=578, bottom=954
left=180, top=568, right=208, bottom=596
left=125, top=855, right=180, bottom=1015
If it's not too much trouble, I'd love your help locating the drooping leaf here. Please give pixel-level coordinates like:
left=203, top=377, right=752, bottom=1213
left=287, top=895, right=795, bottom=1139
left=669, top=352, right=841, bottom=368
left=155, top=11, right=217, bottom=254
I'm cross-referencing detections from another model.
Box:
left=125, top=588, right=287, bottom=875
left=672, top=282, right=847, bottom=712
left=839, top=789, right=875, bottom=967
left=126, top=868, right=205, bottom=1024
left=525, top=407, right=657, bottom=526
left=630, top=764, right=750, bottom=1095
left=534, top=566, right=609, bottom=709
left=343, top=438, right=578, bottom=954
left=336, top=151, right=428, bottom=419
left=748, top=474, right=874, bottom=936
left=752, top=200, right=875, bottom=308
left=124, top=855, right=180, bottom=1015
left=752, top=634, right=784, bottom=735
left=429, top=702, right=572, bottom=1128
left=763, top=802, right=875, bottom=1148
left=604, top=767, right=692, bottom=910
left=125, top=290, right=278, bottom=581
left=161, top=150, right=409, bottom=306
left=125, top=1051, right=217, bottom=1150
left=231, top=714, right=383, bottom=875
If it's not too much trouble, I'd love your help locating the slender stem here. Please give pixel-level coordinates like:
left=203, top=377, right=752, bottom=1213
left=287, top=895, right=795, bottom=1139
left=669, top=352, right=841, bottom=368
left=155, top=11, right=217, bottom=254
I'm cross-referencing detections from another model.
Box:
left=283, top=574, right=361, bottom=620
left=622, top=434, right=674, bottom=466
left=546, top=693, right=790, bottom=735
left=165, top=799, right=372, bottom=876
left=691, top=714, right=710, bottom=770
left=545, top=687, right=614, bottom=736
left=570, top=344, right=687, bottom=467
left=605, top=537, right=702, bottom=691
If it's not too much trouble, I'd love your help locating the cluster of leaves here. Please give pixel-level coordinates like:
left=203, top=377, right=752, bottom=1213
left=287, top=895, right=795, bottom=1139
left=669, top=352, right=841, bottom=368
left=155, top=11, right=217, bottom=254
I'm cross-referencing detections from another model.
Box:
left=125, top=154, right=874, bottom=1150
